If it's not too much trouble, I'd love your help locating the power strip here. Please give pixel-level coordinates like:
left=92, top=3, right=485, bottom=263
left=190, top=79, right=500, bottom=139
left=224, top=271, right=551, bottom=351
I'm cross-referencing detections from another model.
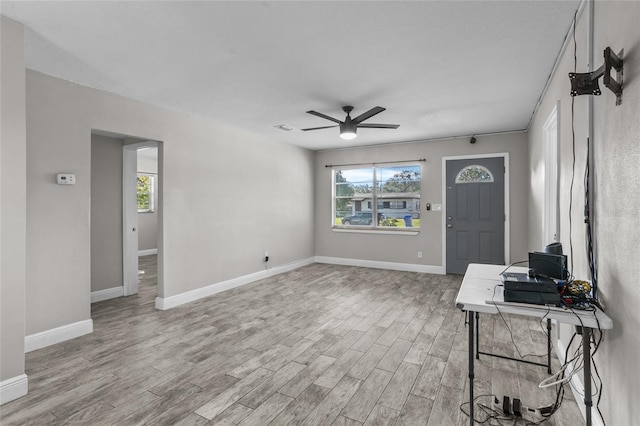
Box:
left=492, top=395, right=547, bottom=421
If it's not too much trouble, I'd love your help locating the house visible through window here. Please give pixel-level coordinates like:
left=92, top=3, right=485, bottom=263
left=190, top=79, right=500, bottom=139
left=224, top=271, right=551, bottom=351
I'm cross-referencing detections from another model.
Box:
left=334, top=164, right=421, bottom=229
left=137, top=173, right=156, bottom=213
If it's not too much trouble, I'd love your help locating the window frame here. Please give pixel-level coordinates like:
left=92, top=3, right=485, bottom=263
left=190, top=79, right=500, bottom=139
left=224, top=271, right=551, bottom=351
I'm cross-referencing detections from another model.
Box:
left=331, top=162, right=422, bottom=233
left=137, top=172, right=156, bottom=213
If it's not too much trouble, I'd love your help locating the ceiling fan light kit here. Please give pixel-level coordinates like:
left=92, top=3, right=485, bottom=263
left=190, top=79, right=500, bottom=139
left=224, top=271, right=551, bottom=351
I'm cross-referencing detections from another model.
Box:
left=339, top=121, right=357, bottom=140
left=302, top=105, right=399, bottom=140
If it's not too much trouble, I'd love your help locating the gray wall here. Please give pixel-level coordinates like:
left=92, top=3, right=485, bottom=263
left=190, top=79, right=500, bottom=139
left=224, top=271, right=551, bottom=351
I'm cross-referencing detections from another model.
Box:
left=90, top=134, right=123, bottom=293
left=528, top=2, right=640, bottom=424
left=25, top=70, right=315, bottom=335
left=315, top=132, right=529, bottom=268
left=0, top=16, right=27, bottom=384
left=137, top=147, right=158, bottom=252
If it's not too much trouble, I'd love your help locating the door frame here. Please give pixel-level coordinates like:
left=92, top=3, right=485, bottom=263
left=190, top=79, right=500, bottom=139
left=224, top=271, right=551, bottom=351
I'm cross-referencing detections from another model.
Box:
left=442, top=153, right=510, bottom=272
left=122, top=140, right=158, bottom=296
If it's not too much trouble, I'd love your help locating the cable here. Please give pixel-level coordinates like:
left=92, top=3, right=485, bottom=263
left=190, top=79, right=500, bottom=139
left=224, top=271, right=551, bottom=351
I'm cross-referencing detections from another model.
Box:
left=459, top=394, right=511, bottom=424
left=540, top=331, right=577, bottom=417
left=592, top=357, right=607, bottom=426
left=491, top=284, right=548, bottom=359
left=499, top=259, right=529, bottom=276
left=584, top=140, right=598, bottom=300
left=569, top=10, right=577, bottom=273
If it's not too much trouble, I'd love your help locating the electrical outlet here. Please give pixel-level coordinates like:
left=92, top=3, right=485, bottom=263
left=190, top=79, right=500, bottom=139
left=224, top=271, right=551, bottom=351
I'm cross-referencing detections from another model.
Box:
left=264, top=251, right=269, bottom=262
left=417, top=251, right=423, bottom=259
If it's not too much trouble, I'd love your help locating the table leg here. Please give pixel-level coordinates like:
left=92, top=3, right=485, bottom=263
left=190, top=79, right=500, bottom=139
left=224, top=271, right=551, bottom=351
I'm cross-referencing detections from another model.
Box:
left=468, top=311, right=475, bottom=425
left=583, top=327, right=592, bottom=426
left=547, top=319, right=552, bottom=374
left=475, top=312, right=480, bottom=360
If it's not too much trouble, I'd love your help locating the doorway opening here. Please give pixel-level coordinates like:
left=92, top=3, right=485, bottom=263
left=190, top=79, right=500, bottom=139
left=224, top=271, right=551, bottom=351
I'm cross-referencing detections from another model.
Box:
left=90, top=130, right=162, bottom=307
left=135, top=145, right=159, bottom=304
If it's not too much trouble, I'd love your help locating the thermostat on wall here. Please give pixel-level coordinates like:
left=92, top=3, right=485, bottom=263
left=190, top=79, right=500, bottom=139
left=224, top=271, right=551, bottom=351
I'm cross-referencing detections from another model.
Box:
left=56, top=173, right=76, bottom=185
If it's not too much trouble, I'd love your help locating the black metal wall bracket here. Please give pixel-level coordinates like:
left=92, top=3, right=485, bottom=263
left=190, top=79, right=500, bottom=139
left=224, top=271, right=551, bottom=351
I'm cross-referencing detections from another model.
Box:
left=569, top=47, right=623, bottom=105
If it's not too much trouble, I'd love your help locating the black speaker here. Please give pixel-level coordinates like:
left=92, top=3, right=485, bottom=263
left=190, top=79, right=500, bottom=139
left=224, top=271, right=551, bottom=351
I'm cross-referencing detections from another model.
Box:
left=544, top=242, right=563, bottom=255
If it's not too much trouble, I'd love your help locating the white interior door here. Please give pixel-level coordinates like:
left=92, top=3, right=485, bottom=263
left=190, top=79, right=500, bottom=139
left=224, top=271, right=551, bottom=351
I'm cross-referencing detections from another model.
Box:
left=543, top=102, right=560, bottom=246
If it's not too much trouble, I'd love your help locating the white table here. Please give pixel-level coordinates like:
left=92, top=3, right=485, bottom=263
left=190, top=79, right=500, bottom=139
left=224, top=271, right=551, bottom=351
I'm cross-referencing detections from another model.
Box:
left=455, top=263, right=613, bottom=426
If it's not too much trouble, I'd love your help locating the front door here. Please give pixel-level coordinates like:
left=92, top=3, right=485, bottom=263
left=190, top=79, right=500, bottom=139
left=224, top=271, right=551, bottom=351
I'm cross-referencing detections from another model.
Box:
left=446, top=157, right=505, bottom=274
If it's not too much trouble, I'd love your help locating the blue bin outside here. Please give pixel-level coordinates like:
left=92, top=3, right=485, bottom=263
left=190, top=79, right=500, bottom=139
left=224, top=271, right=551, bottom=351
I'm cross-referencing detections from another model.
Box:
left=403, top=215, right=413, bottom=227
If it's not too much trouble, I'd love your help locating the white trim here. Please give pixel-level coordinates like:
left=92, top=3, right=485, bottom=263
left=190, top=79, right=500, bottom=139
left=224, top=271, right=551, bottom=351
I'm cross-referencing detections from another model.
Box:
left=318, top=130, right=526, bottom=153
left=543, top=102, right=560, bottom=245
left=332, top=229, right=419, bottom=236
left=91, top=286, right=124, bottom=303
left=0, top=374, right=28, bottom=405
left=556, top=338, right=605, bottom=426
left=155, top=257, right=315, bottom=310
left=442, top=153, right=510, bottom=272
left=315, top=256, right=445, bottom=275
left=25, top=320, right=93, bottom=353
left=123, top=145, right=139, bottom=296
left=526, top=0, right=587, bottom=130
left=138, top=248, right=158, bottom=256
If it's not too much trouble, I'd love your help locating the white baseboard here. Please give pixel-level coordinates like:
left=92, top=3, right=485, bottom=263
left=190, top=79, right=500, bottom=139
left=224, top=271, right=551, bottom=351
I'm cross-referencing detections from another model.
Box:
left=556, top=338, right=605, bottom=426
left=25, top=319, right=93, bottom=353
left=0, top=374, right=28, bottom=405
left=91, top=286, right=124, bottom=303
left=314, top=256, right=445, bottom=275
left=138, top=248, right=158, bottom=256
left=156, top=257, right=315, bottom=310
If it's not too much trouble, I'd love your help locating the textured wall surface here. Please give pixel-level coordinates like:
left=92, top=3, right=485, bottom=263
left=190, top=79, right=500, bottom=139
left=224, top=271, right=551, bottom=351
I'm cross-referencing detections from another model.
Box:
left=528, top=2, right=640, bottom=424
left=0, top=16, right=27, bottom=384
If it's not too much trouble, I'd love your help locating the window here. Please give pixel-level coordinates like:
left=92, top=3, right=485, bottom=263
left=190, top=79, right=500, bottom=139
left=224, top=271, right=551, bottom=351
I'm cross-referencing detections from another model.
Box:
left=334, top=164, right=421, bottom=229
left=389, top=201, right=407, bottom=209
left=455, top=165, right=494, bottom=184
left=137, top=173, right=156, bottom=213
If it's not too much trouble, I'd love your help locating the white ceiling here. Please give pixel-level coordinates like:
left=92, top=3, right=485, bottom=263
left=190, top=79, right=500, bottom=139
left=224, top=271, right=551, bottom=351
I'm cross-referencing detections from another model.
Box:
left=1, top=1, right=580, bottom=150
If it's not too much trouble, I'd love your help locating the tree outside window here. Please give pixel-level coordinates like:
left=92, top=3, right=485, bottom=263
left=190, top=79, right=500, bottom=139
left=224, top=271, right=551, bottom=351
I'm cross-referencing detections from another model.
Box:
left=137, top=173, right=155, bottom=212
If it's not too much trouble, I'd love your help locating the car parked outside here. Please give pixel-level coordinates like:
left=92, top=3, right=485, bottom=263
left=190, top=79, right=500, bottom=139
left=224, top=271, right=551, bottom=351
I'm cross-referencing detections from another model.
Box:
left=341, top=212, right=385, bottom=225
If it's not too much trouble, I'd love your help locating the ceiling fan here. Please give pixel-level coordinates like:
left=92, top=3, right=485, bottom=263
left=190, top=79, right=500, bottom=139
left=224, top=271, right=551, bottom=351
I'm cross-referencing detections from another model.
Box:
left=301, top=106, right=399, bottom=140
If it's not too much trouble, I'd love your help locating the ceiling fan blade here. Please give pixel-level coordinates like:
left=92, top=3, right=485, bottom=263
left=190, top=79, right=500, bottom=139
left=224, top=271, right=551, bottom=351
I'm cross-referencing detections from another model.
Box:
left=357, top=123, right=400, bottom=129
left=301, top=125, right=339, bottom=131
left=306, top=110, right=342, bottom=124
left=353, top=106, right=386, bottom=124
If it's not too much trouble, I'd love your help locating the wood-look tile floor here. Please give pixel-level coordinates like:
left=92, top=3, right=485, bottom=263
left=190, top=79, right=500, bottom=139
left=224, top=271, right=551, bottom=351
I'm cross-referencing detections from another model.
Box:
left=1, top=256, right=583, bottom=425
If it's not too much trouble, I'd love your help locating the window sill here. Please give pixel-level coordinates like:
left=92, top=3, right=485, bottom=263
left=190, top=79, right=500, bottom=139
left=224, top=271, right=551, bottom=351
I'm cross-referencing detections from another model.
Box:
left=332, top=227, right=419, bottom=236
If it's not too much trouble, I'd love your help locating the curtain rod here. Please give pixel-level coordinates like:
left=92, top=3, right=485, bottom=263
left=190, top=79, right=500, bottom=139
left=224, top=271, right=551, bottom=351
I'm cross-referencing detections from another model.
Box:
left=324, top=158, right=426, bottom=168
